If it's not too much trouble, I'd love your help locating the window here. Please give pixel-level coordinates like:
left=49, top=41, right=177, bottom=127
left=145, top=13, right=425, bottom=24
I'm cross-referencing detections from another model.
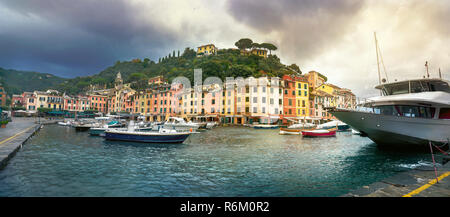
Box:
left=262, top=97, right=266, bottom=103
left=270, top=98, right=274, bottom=105
left=262, top=107, right=265, bottom=113
left=253, top=97, right=257, bottom=103
left=304, top=84, right=307, bottom=89
left=304, top=91, right=307, bottom=96
left=253, top=87, right=257, bottom=92
left=253, top=107, right=257, bottom=113
left=262, top=87, right=266, bottom=93
left=439, top=108, right=450, bottom=119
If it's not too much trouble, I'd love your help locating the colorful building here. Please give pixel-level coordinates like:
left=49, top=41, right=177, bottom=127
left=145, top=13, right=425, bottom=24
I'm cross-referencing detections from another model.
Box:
left=34, top=90, right=64, bottom=111
left=88, top=94, right=107, bottom=113
left=295, top=76, right=309, bottom=117
left=281, top=75, right=297, bottom=124
left=197, top=44, right=218, bottom=56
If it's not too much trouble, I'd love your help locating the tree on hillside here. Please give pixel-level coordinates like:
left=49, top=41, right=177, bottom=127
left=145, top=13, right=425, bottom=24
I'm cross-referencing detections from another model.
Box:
left=182, top=47, right=196, bottom=59
left=261, top=43, right=277, bottom=54
left=235, top=38, right=253, bottom=50
left=251, top=43, right=261, bottom=50
left=288, top=63, right=302, bottom=74
left=129, top=72, right=148, bottom=90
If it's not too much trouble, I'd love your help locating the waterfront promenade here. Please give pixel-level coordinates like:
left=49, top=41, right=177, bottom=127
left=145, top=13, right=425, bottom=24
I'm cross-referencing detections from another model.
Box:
left=0, top=118, right=42, bottom=169
left=345, top=158, right=450, bottom=197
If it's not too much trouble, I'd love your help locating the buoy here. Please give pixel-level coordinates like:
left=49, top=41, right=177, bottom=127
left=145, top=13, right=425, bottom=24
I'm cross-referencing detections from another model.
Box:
left=189, top=128, right=193, bottom=132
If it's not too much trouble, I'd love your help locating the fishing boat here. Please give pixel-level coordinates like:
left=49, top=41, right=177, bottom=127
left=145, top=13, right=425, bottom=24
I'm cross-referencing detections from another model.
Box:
left=301, top=129, right=336, bottom=137
left=104, top=128, right=191, bottom=143
left=279, top=128, right=302, bottom=135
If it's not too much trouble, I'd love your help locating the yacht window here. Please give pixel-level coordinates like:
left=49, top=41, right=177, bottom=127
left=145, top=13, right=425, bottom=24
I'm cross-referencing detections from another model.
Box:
left=410, top=81, right=427, bottom=93
left=429, top=82, right=450, bottom=93
left=439, top=108, right=450, bottom=119
left=373, top=105, right=435, bottom=118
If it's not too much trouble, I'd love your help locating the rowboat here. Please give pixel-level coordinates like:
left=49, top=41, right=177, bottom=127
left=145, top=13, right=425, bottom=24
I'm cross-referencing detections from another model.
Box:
left=301, top=129, right=336, bottom=137
left=279, top=128, right=302, bottom=135
left=252, top=124, right=279, bottom=129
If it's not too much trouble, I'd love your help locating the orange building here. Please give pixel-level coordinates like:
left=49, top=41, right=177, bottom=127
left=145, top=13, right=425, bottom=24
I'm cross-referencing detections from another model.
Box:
left=88, top=94, right=108, bottom=113
left=281, top=75, right=296, bottom=124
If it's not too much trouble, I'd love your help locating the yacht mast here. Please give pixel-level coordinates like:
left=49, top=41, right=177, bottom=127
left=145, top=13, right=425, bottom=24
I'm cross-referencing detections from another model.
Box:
left=374, top=32, right=382, bottom=85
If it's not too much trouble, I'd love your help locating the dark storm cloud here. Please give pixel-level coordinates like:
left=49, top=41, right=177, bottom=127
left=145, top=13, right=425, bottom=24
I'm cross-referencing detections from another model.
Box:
left=0, top=0, right=178, bottom=77
left=226, top=0, right=365, bottom=62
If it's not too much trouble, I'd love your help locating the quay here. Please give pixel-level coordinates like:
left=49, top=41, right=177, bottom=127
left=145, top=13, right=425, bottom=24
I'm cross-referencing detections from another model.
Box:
left=0, top=117, right=61, bottom=169
left=344, top=159, right=450, bottom=197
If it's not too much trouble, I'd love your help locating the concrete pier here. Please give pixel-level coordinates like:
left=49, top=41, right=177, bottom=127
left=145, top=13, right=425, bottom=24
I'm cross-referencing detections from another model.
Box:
left=0, top=117, right=62, bottom=169
left=344, top=160, right=450, bottom=197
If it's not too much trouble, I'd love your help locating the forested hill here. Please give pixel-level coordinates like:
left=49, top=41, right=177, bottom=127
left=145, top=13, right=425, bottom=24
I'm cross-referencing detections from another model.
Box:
left=0, top=67, right=67, bottom=95
left=55, top=47, right=304, bottom=95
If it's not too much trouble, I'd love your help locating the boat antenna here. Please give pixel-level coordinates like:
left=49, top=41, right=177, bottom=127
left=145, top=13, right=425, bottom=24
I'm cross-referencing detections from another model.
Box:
left=425, top=61, right=430, bottom=78
left=439, top=68, right=442, bottom=79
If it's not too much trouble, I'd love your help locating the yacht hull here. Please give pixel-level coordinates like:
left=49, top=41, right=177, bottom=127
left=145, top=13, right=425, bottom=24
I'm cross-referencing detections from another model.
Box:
left=331, top=110, right=450, bottom=148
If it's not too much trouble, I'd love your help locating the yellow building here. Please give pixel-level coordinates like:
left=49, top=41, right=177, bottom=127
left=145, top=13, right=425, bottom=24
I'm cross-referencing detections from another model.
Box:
left=316, top=84, right=337, bottom=107
left=250, top=48, right=267, bottom=58
left=197, top=44, right=218, bottom=56
left=295, top=77, right=309, bottom=117
left=240, top=48, right=268, bottom=58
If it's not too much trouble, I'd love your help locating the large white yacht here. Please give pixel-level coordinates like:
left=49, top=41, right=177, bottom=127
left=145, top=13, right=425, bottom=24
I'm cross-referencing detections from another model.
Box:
left=329, top=78, right=450, bottom=148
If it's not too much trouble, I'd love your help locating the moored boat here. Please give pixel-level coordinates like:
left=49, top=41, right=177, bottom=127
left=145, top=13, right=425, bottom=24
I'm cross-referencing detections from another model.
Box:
left=104, top=128, right=191, bottom=143
left=301, top=129, right=336, bottom=137
left=279, top=128, right=302, bottom=135
left=57, top=121, right=72, bottom=126
left=164, top=117, right=199, bottom=131
left=316, top=120, right=350, bottom=131
left=252, top=124, right=279, bottom=129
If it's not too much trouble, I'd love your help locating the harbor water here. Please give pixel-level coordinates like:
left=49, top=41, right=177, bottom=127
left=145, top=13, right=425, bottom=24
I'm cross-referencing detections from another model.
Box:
left=0, top=125, right=432, bottom=197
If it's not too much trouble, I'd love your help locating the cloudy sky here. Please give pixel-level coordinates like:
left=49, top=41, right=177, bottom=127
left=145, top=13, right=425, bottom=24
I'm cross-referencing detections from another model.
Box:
left=0, top=0, right=449, bottom=97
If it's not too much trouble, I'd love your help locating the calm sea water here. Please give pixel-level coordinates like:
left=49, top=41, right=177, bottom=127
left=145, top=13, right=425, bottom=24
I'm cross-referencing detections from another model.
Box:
left=0, top=125, right=432, bottom=197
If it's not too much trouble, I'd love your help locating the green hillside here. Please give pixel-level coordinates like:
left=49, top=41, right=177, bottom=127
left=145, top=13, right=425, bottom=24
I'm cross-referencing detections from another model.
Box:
left=0, top=67, right=68, bottom=96
left=55, top=47, right=303, bottom=95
